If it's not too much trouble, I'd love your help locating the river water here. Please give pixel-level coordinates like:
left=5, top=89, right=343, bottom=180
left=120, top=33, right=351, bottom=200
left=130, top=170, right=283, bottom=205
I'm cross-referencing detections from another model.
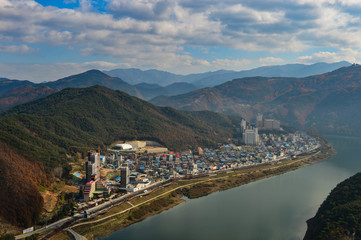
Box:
left=100, top=135, right=361, bottom=240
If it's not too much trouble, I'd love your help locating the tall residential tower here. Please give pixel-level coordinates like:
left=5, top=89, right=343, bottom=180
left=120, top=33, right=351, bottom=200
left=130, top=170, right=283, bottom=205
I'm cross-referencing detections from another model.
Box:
left=85, top=151, right=101, bottom=183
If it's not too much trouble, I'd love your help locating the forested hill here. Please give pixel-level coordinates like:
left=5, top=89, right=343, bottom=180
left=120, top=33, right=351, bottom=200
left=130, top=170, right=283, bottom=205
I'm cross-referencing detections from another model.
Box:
left=0, top=85, right=239, bottom=163
left=151, top=64, right=361, bottom=136
left=0, top=85, right=240, bottom=227
left=304, top=172, right=361, bottom=240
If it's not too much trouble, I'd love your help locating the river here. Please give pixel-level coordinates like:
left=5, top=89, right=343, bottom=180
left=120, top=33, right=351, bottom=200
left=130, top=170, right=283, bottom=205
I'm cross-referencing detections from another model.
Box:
left=100, top=135, right=361, bottom=240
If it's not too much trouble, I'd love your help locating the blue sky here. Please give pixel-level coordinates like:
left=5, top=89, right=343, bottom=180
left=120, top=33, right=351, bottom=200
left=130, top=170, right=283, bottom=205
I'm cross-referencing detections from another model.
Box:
left=0, top=0, right=360, bottom=82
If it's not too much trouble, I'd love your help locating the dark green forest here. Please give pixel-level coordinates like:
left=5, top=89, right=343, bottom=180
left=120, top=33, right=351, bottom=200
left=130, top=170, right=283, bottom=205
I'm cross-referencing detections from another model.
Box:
left=0, top=85, right=239, bottom=168
left=304, top=172, right=361, bottom=240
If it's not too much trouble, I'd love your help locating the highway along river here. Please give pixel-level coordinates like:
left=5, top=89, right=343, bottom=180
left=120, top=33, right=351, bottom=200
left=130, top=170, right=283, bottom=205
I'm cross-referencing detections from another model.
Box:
left=100, top=135, right=361, bottom=240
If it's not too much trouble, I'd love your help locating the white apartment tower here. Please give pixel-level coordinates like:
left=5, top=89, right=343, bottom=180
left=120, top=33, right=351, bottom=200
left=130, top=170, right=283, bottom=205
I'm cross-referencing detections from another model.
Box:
left=243, top=127, right=260, bottom=145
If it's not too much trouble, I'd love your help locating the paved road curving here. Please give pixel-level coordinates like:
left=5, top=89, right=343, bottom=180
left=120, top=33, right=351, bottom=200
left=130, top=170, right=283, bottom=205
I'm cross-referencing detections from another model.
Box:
left=66, top=228, right=87, bottom=240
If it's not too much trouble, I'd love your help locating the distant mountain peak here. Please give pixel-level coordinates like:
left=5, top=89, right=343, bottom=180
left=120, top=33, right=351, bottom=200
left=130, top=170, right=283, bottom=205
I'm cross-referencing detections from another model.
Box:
left=84, top=69, right=103, bottom=73
left=65, top=69, right=110, bottom=78
left=105, top=62, right=351, bottom=87
left=151, top=61, right=361, bottom=137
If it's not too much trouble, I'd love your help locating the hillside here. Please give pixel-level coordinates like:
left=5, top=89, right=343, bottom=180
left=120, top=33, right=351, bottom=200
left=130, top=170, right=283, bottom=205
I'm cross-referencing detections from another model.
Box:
left=134, top=82, right=198, bottom=100
left=193, top=61, right=351, bottom=87
left=0, top=70, right=143, bottom=111
left=0, top=78, right=36, bottom=96
left=151, top=64, right=361, bottom=136
left=0, top=85, right=57, bottom=110
left=43, top=69, right=143, bottom=98
left=0, top=142, right=48, bottom=227
left=1, top=85, right=239, bottom=164
left=304, top=172, right=361, bottom=240
left=104, top=68, right=186, bottom=86
left=0, top=85, right=239, bottom=226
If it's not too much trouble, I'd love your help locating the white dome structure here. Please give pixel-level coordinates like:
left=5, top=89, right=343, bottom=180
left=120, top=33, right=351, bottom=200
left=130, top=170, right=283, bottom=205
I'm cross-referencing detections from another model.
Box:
left=114, top=143, right=133, bottom=150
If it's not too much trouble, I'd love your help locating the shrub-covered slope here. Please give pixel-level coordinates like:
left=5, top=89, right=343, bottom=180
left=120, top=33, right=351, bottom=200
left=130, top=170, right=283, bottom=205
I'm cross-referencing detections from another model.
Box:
left=304, top=172, right=361, bottom=240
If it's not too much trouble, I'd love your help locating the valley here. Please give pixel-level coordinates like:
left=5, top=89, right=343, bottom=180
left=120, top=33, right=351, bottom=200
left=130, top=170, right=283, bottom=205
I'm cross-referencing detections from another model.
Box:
left=0, top=63, right=360, bottom=240
left=2, top=2, right=361, bottom=240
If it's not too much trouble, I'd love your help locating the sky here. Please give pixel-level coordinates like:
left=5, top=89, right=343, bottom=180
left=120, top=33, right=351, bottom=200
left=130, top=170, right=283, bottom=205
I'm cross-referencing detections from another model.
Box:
left=0, top=0, right=361, bottom=82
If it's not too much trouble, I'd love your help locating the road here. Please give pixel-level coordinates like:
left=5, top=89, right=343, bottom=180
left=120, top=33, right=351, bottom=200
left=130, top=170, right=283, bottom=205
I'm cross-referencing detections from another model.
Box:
left=15, top=217, right=72, bottom=239
left=66, top=228, right=87, bottom=240
left=15, top=146, right=321, bottom=239
left=70, top=154, right=316, bottom=229
left=15, top=182, right=165, bottom=239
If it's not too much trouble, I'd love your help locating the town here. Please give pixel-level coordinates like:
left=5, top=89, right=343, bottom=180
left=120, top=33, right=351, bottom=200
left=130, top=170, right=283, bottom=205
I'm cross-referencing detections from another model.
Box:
left=16, top=117, right=324, bottom=239
left=76, top=116, right=321, bottom=207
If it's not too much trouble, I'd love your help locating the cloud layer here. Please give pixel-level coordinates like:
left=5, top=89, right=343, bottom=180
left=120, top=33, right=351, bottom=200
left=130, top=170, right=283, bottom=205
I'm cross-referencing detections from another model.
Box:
left=0, top=0, right=360, bottom=80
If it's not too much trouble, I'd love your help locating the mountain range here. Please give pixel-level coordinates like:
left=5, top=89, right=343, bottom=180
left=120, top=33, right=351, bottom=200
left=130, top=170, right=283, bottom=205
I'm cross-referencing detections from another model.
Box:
left=0, top=62, right=350, bottom=111
left=0, top=85, right=240, bottom=226
left=105, top=61, right=351, bottom=87
left=151, top=64, right=361, bottom=137
left=0, top=61, right=359, bottom=228
left=0, top=70, right=199, bottom=110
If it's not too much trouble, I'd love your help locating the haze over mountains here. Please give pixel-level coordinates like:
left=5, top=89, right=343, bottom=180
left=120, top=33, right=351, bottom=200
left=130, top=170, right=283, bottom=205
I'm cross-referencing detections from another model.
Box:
left=0, top=62, right=351, bottom=111
left=152, top=64, right=361, bottom=137
left=105, top=61, right=351, bottom=87
left=1, top=61, right=359, bottom=138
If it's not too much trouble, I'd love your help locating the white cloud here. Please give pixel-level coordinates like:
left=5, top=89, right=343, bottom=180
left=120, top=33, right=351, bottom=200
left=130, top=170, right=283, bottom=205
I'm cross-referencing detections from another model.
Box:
left=0, top=0, right=361, bottom=76
left=297, top=48, right=361, bottom=64
left=0, top=56, right=255, bottom=82
left=0, top=61, right=127, bottom=82
left=107, top=0, right=175, bottom=21
left=79, top=0, right=93, bottom=11
left=212, top=3, right=284, bottom=25
left=210, top=58, right=253, bottom=69
left=259, top=57, right=285, bottom=65
left=0, top=44, right=33, bottom=53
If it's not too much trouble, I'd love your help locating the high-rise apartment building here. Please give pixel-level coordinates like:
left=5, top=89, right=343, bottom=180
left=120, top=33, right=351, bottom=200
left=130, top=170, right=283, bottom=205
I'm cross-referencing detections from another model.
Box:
left=264, top=119, right=281, bottom=130
left=85, top=151, right=101, bottom=183
left=243, top=127, right=260, bottom=145
left=240, top=119, right=247, bottom=133
left=256, top=114, right=263, bottom=129
left=120, top=166, right=129, bottom=188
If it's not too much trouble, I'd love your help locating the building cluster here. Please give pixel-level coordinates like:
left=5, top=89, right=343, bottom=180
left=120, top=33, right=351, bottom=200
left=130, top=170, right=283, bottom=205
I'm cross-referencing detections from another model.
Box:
left=83, top=180, right=111, bottom=202
left=120, top=168, right=152, bottom=192
left=98, top=132, right=319, bottom=193
left=243, top=127, right=260, bottom=145
left=80, top=128, right=319, bottom=202
left=82, top=151, right=111, bottom=202
left=85, top=151, right=100, bottom=182
left=240, top=119, right=260, bottom=145
left=236, top=119, right=260, bottom=145
left=239, top=115, right=282, bottom=146
left=110, top=141, right=168, bottom=154
left=256, top=114, right=281, bottom=130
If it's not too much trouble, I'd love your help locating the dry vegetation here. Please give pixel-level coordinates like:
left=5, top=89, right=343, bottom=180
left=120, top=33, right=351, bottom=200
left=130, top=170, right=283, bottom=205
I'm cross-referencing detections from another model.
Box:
left=41, top=191, right=59, bottom=213
left=0, top=142, right=49, bottom=227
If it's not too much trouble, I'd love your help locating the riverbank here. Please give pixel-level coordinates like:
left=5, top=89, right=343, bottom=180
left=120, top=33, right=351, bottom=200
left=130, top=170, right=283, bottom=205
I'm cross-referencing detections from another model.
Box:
left=304, top=172, right=361, bottom=240
left=66, top=143, right=335, bottom=240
